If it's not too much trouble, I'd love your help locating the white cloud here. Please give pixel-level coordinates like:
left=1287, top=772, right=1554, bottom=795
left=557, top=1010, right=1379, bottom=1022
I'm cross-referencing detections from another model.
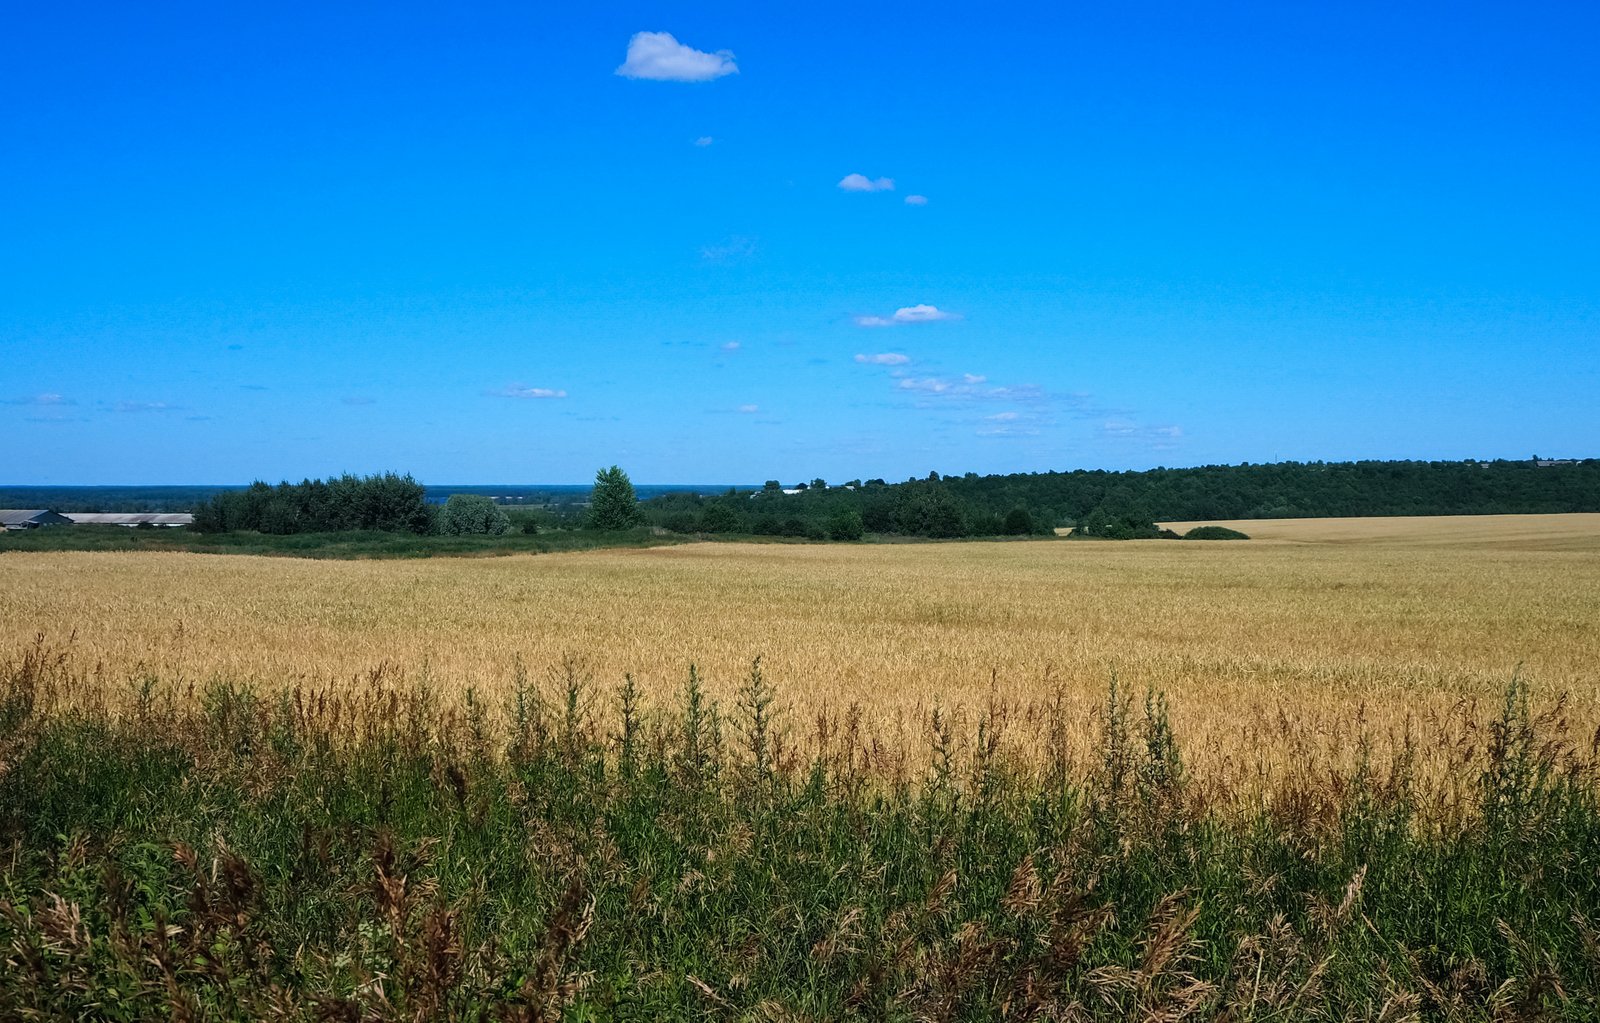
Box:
left=694, top=136, right=715, bottom=146
left=721, top=341, right=742, bottom=352
left=116, top=400, right=175, bottom=413
left=1100, top=419, right=1183, bottom=449
left=838, top=173, right=895, bottom=192
left=985, top=411, right=1020, bottom=421
left=616, top=32, right=738, bottom=82
left=962, top=373, right=986, bottom=384
left=2, top=392, right=74, bottom=406
left=854, top=352, right=911, bottom=366
left=737, top=404, right=760, bottom=414
left=894, top=304, right=955, bottom=323
left=904, top=194, right=928, bottom=206
left=856, top=304, right=959, bottom=327
left=492, top=385, right=568, bottom=400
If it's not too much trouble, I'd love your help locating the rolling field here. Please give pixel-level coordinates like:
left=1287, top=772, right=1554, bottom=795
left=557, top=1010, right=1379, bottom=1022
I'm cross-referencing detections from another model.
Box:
left=6, top=515, right=1600, bottom=1018
left=3, top=514, right=1597, bottom=790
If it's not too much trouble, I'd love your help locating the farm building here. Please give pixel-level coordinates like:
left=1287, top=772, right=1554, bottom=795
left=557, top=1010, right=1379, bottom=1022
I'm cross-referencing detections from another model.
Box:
left=64, top=513, right=194, bottom=528
left=0, top=509, right=73, bottom=530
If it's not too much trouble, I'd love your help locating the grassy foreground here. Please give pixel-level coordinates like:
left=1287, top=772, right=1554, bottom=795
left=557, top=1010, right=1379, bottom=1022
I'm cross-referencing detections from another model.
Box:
left=2, top=643, right=1598, bottom=1020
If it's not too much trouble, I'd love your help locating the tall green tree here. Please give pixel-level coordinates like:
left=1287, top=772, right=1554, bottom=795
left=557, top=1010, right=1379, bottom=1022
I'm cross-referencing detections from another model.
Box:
left=589, top=465, right=641, bottom=530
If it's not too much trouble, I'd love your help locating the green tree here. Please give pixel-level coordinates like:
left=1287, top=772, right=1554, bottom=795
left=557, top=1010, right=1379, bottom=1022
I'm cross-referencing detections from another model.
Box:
left=589, top=465, right=641, bottom=530
left=439, top=494, right=510, bottom=536
left=827, top=508, right=865, bottom=541
left=1003, top=507, right=1034, bottom=535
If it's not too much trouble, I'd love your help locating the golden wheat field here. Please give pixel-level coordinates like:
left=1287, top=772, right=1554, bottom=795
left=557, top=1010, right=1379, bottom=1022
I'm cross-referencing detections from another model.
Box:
left=3, top=513, right=1598, bottom=791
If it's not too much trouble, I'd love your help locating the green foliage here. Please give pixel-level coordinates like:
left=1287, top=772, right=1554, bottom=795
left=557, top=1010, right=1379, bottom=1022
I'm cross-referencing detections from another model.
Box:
left=588, top=465, right=641, bottom=530
left=826, top=508, right=864, bottom=541
left=437, top=494, right=510, bottom=536
left=1, top=653, right=1597, bottom=1020
left=1003, top=506, right=1034, bottom=535
left=1184, top=525, right=1250, bottom=540
left=190, top=472, right=432, bottom=535
left=698, top=502, right=742, bottom=533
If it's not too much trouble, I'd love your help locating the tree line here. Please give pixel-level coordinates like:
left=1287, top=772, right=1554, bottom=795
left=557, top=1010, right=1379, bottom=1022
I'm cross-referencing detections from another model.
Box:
left=637, top=458, right=1600, bottom=540
left=186, top=458, right=1599, bottom=541
left=190, top=474, right=512, bottom=537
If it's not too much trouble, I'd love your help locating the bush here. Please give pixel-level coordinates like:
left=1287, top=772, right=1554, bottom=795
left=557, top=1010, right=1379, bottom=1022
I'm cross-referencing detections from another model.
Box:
left=438, top=494, right=510, bottom=536
left=1183, top=525, right=1250, bottom=540
left=1003, top=507, right=1034, bottom=535
left=699, top=503, right=742, bottom=533
left=827, top=509, right=865, bottom=541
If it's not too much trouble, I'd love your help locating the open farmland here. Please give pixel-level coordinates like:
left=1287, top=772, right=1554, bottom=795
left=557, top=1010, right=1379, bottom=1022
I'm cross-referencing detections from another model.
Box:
left=3, top=513, right=1597, bottom=791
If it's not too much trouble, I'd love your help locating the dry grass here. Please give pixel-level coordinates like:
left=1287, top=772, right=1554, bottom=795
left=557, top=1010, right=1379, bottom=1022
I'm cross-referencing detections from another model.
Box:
left=3, top=513, right=1597, bottom=790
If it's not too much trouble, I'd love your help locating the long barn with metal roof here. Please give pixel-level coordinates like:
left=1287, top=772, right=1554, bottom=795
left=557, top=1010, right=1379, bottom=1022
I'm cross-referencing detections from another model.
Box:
left=0, top=509, right=73, bottom=530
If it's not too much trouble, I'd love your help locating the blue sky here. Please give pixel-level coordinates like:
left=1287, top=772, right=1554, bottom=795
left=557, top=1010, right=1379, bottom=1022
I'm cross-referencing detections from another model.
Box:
left=3, top=2, right=1596, bottom=484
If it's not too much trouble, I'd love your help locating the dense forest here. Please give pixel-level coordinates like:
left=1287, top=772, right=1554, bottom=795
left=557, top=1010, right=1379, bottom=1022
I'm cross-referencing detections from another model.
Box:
left=636, top=458, right=1600, bottom=540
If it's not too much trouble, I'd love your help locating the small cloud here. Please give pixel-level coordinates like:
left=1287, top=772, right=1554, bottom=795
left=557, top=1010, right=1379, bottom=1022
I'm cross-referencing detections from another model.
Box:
left=721, top=341, right=742, bottom=352
left=855, top=353, right=911, bottom=366
left=737, top=404, right=760, bottom=414
left=490, top=385, right=568, bottom=400
left=694, top=136, right=715, bottom=147
left=838, top=173, right=895, bottom=192
left=701, top=235, right=757, bottom=263
left=616, top=31, right=738, bottom=82
left=116, top=400, right=176, bottom=413
left=985, top=411, right=1020, bottom=421
left=838, top=173, right=895, bottom=193
left=904, top=195, right=929, bottom=206
left=3, top=392, right=75, bottom=407
left=855, top=304, right=959, bottom=327
left=1101, top=419, right=1183, bottom=449
left=342, top=396, right=376, bottom=406
left=962, top=373, right=986, bottom=385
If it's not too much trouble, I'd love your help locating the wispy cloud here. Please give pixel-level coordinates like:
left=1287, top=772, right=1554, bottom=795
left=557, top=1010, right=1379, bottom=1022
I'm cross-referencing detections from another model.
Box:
left=701, top=235, right=757, bottom=263
left=721, top=341, right=742, bottom=352
left=854, top=352, right=911, bottom=366
left=737, top=404, right=760, bottom=414
left=855, top=304, right=959, bottom=327
left=116, top=400, right=177, bottom=413
left=2, top=392, right=75, bottom=407
left=904, top=194, right=929, bottom=206
left=1101, top=419, right=1183, bottom=449
left=838, top=173, right=895, bottom=192
left=694, top=136, right=715, bottom=147
left=616, top=32, right=738, bottom=82
left=490, top=385, right=568, bottom=400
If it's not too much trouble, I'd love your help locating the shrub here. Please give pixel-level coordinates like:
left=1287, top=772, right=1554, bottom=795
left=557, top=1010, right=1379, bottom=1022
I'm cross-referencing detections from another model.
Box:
left=827, top=509, right=864, bottom=541
left=438, top=494, right=511, bottom=536
left=1003, top=507, right=1034, bottom=535
left=699, top=503, right=742, bottom=533
left=1184, top=525, right=1250, bottom=540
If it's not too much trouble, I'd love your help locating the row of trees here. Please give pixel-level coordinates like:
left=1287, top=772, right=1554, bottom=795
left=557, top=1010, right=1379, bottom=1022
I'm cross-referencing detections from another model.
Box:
left=187, top=459, right=1600, bottom=541
left=191, top=474, right=512, bottom=537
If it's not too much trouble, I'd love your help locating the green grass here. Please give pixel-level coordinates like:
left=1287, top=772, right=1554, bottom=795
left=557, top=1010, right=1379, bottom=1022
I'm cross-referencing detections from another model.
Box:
left=0, top=524, right=690, bottom=559
left=2, top=645, right=1597, bottom=1019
